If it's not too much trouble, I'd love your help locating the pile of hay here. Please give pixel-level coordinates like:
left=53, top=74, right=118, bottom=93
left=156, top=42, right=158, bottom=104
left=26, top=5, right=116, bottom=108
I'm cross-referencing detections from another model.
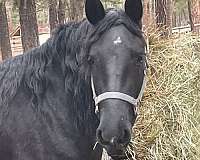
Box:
left=126, top=33, right=200, bottom=160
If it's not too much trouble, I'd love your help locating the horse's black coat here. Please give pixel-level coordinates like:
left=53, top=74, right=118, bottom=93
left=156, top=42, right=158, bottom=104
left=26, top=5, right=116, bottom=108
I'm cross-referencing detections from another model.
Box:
left=0, top=7, right=144, bottom=160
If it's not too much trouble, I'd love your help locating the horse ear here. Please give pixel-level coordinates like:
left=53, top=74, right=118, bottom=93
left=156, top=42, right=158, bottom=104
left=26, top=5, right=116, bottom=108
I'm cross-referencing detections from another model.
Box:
left=85, top=0, right=105, bottom=25
left=125, top=0, right=143, bottom=26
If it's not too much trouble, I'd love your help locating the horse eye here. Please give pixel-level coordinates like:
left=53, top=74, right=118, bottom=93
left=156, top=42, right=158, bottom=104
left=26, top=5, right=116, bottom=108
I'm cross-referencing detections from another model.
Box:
left=137, top=56, right=143, bottom=63
left=87, top=56, right=94, bottom=65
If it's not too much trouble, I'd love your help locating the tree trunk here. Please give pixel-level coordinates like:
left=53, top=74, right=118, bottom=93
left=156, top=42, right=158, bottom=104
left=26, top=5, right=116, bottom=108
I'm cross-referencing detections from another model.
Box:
left=68, top=0, right=84, bottom=21
left=6, top=1, right=13, bottom=32
left=155, top=0, right=166, bottom=28
left=19, top=0, right=39, bottom=52
left=191, top=0, right=200, bottom=24
left=58, top=0, right=65, bottom=24
left=166, top=0, right=173, bottom=35
left=149, top=0, right=156, bottom=25
left=188, top=0, right=194, bottom=31
left=0, top=2, right=12, bottom=60
left=48, top=0, right=58, bottom=33
left=155, top=0, right=173, bottom=36
left=0, top=44, right=2, bottom=61
left=143, top=0, right=149, bottom=28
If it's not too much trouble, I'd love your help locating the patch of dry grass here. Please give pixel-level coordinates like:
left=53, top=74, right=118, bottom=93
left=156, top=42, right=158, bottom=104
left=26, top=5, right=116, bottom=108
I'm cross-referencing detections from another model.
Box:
left=126, top=32, right=200, bottom=160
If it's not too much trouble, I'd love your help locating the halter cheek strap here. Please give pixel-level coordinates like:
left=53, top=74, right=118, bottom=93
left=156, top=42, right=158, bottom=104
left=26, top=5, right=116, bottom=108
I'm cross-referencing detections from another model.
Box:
left=91, top=70, right=147, bottom=114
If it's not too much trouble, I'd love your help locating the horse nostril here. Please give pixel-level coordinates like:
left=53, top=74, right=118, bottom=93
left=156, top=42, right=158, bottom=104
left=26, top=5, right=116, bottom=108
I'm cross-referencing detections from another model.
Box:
left=96, top=129, right=109, bottom=145
left=119, top=129, right=131, bottom=145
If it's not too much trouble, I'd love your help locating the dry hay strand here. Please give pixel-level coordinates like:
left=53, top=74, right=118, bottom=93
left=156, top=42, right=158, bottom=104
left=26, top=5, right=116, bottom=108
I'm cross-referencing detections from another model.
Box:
left=126, top=33, right=200, bottom=160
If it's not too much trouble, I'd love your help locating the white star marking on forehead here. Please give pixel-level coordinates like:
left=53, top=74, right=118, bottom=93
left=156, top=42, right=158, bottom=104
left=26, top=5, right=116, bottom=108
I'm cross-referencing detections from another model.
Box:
left=113, top=36, right=122, bottom=45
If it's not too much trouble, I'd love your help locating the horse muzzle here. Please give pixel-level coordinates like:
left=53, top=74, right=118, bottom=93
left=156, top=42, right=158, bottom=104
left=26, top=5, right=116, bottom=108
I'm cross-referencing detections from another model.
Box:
left=96, top=128, right=131, bottom=146
left=96, top=125, right=131, bottom=158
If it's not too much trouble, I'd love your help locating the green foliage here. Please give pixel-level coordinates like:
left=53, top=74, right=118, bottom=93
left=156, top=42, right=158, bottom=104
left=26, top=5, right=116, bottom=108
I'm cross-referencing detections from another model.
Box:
left=11, top=7, right=19, bottom=28
left=175, top=0, right=187, bottom=14
left=35, top=1, right=48, bottom=24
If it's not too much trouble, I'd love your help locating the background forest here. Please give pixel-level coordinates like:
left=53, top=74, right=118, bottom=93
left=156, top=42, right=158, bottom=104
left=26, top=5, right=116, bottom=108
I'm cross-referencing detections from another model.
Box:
left=0, top=0, right=200, bottom=59
left=0, top=0, right=200, bottom=160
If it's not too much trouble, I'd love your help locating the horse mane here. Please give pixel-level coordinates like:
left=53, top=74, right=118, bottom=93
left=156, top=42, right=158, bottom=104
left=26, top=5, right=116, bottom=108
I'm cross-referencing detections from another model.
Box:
left=0, top=9, right=144, bottom=131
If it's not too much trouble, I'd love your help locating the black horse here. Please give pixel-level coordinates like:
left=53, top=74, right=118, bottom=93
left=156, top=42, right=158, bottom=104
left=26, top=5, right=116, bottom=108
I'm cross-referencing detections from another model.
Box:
left=0, top=0, right=147, bottom=159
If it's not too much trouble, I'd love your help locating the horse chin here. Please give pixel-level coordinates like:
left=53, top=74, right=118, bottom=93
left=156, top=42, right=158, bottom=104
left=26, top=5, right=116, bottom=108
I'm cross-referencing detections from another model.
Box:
left=105, top=147, right=127, bottom=160
left=110, top=155, right=127, bottom=160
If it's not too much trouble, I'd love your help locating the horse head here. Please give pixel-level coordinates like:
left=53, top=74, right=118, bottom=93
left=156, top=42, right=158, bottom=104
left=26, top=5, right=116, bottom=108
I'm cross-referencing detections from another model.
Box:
left=85, top=0, right=147, bottom=158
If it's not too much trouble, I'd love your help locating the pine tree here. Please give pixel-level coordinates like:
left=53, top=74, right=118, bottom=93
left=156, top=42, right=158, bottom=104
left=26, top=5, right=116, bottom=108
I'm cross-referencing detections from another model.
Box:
left=19, top=0, right=39, bottom=52
left=0, top=1, right=12, bottom=60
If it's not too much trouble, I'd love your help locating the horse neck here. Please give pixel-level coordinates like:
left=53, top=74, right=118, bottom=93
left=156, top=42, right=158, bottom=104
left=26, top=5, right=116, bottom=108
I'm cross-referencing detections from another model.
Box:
left=46, top=59, right=99, bottom=136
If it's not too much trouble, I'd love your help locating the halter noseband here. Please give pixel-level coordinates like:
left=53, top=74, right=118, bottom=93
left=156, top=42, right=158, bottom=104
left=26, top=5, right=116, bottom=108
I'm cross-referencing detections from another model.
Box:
left=91, top=68, right=147, bottom=114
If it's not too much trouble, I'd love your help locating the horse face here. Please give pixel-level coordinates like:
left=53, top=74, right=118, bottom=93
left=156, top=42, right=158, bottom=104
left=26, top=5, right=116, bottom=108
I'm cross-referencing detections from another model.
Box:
left=85, top=0, right=144, bottom=158
left=89, top=24, right=146, bottom=157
